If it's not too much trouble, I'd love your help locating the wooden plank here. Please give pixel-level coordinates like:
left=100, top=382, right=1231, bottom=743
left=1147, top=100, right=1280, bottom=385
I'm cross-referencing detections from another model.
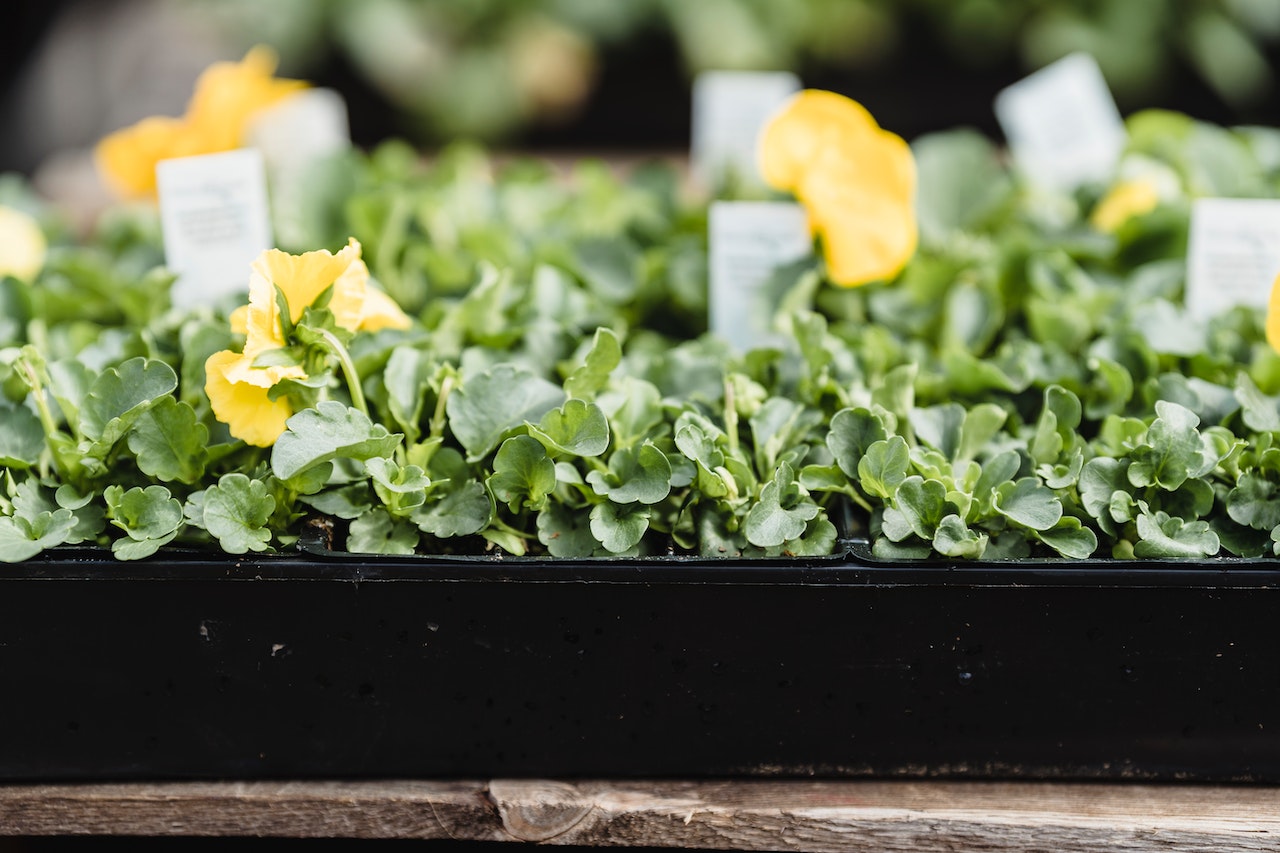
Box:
left=1, top=779, right=1278, bottom=850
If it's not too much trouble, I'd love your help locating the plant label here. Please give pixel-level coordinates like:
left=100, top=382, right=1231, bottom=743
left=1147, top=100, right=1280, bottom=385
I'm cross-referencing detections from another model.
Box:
left=709, top=201, right=812, bottom=351
left=247, top=88, right=351, bottom=171
left=247, top=88, right=352, bottom=247
left=692, top=71, right=801, bottom=189
left=156, top=148, right=273, bottom=307
left=1185, top=198, right=1280, bottom=317
left=994, top=52, right=1126, bottom=191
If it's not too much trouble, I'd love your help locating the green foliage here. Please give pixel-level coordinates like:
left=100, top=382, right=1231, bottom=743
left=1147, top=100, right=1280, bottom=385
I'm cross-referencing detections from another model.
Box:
left=10, top=111, right=1280, bottom=564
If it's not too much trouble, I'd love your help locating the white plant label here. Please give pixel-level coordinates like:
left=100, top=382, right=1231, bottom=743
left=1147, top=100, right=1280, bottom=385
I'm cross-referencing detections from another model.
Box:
left=692, top=70, right=801, bottom=189
left=247, top=88, right=351, bottom=171
left=1185, top=198, right=1280, bottom=318
left=247, top=88, right=352, bottom=246
left=709, top=201, right=812, bottom=351
left=156, top=148, right=273, bottom=306
left=994, top=52, right=1126, bottom=191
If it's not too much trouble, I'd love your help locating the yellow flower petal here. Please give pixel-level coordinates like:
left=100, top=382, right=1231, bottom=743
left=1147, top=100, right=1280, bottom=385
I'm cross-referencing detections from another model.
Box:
left=760, top=89, right=917, bottom=287
left=359, top=286, right=412, bottom=332
left=1090, top=178, right=1160, bottom=233
left=205, top=349, right=294, bottom=447
left=229, top=304, right=249, bottom=335
left=94, top=46, right=306, bottom=199
left=1268, top=273, right=1280, bottom=356
left=94, top=117, right=193, bottom=198
left=0, top=206, right=47, bottom=282
left=185, top=45, right=307, bottom=152
left=248, top=237, right=367, bottom=331
left=758, top=89, right=880, bottom=191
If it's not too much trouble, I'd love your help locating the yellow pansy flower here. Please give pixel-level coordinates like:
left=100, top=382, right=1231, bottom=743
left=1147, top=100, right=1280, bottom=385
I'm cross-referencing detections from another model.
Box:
left=0, top=206, right=47, bottom=282
left=184, top=46, right=308, bottom=152
left=759, top=89, right=917, bottom=287
left=204, top=350, right=295, bottom=448
left=1090, top=178, right=1160, bottom=233
left=205, top=238, right=411, bottom=447
left=95, top=46, right=305, bottom=199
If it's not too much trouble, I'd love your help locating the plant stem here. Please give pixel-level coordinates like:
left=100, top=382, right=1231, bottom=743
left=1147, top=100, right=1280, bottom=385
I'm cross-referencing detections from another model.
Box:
left=318, top=328, right=367, bottom=417
left=489, top=516, right=535, bottom=541
left=724, top=376, right=739, bottom=457
left=429, top=374, right=455, bottom=440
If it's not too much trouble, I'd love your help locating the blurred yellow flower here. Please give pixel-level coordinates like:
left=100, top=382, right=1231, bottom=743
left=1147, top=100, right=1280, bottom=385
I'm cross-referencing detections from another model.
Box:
left=95, top=46, right=306, bottom=198
left=0, top=206, right=46, bottom=282
left=206, top=238, right=411, bottom=447
left=1090, top=178, right=1160, bottom=233
left=759, top=89, right=917, bottom=287
left=1267, top=274, right=1280, bottom=357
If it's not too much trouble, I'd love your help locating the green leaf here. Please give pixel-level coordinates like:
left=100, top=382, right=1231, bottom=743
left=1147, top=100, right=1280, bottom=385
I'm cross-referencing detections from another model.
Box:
left=299, top=484, right=372, bottom=520
left=528, top=399, right=610, bottom=458
left=1029, top=385, right=1082, bottom=465
left=1226, top=472, right=1280, bottom=530
left=112, top=532, right=176, bottom=561
left=564, top=327, right=621, bottom=401
left=912, top=129, right=1012, bottom=241
left=744, top=463, right=821, bottom=548
left=993, top=478, right=1062, bottom=531
left=412, top=480, right=492, bottom=538
left=488, top=435, right=557, bottom=512
left=1134, top=510, right=1220, bottom=559
left=1236, top=373, right=1280, bottom=433
left=893, top=476, right=948, bottom=539
left=598, top=378, right=664, bottom=449
left=1035, top=517, right=1098, bottom=559
left=766, top=514, right=837, bottom=558
left=127, top=396, right=209, bottom=484
left=1214, top=516, right=1271, bottom=558
left=871, top=364, right=917, bottom=424
left=446, top=364, right=565, bottom=461
left=104, top=484, right=183, bottom=542
left=365, top=456, right=430, bottom=515
left=0, top=403, right=43, bottom=468
left=857, top=436, right=910, bottom=500
left=971, top=450, right=1022, bottom=516
left=0, top=508, right=76, bottom=562
left=537, top=503, right=599, bottom=557
left=872, top=538, right=932, bottom=560
left=932, top=513, right=988, bottom=559
left=586, top=442, right=672, bottom=505
left=1127, top=400, right=1214, bottom=491
left=271, top=401, right=402, bottom=481
left=589, top=501, right=650, bottom=553
left=1037, top=447, right=1085, bottom=490
left=798, top=464, right=848, bottom=493
left=827, top=407, right=888, bottom=478
left=910, top=403, right=965, bottom=460
left=382, top=346, right=437, bottom=443
left=1079, top=457, right=1130, bottom=537
left=956, top=404, right=1008, bottom=463
left=201, top=473, right=275, bottom=554
left=54, top=484, right=105, bottom=544
left=79, top=357, right=178, bottom=445
left=573, top=237, right=640, bottom=303
left=348, top=508, right=419, bottom=555
left=750, top=397, right=822, bottom=475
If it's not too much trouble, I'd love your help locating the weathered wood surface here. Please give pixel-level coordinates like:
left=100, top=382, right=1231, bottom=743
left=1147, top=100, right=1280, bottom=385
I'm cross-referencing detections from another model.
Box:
left=2, top=779, right=1278, bottom=850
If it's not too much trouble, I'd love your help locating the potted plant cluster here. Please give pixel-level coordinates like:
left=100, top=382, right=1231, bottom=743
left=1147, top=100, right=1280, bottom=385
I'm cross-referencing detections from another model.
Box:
left=3, top=50, right=1280, bottom=782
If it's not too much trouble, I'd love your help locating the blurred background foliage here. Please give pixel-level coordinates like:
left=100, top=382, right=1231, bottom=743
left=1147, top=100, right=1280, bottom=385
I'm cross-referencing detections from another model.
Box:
left=5, top=0, right=1280, bottom=180
left=189, top=0, right=1280, bottom=145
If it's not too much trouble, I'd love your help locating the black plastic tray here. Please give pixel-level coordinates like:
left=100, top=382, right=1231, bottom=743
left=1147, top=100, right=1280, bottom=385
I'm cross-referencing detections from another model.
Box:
left=2, top=540, right=1278, bottom=782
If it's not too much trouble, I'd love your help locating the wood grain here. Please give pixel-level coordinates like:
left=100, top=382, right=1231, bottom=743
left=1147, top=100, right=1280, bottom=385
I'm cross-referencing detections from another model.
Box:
left=2, top=779, right=1278, bottom=850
